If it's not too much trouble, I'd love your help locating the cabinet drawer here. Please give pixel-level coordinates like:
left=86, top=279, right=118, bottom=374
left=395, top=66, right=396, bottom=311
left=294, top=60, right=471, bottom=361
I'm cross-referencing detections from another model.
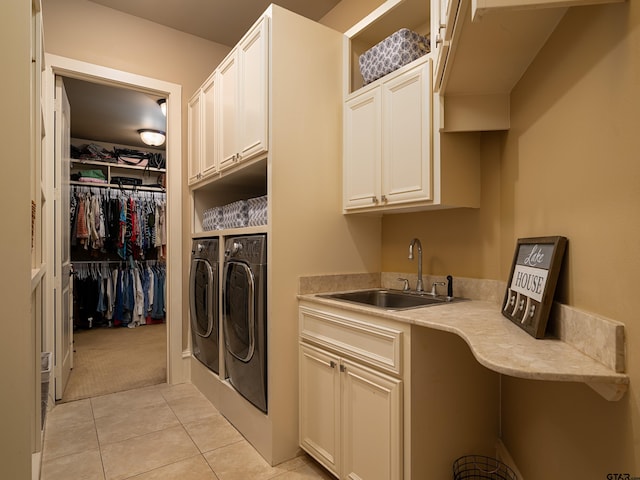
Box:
left=299, top=306, right=403, bottom=376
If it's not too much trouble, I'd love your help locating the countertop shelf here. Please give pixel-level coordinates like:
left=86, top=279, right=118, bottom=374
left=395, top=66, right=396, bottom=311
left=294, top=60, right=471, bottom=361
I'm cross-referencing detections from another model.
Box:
left=299, top=292, right=629, bottom=401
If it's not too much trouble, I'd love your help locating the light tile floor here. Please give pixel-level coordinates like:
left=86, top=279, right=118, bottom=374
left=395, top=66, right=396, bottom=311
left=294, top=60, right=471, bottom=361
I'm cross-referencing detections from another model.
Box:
left=40, top=383, right=334, bottom=480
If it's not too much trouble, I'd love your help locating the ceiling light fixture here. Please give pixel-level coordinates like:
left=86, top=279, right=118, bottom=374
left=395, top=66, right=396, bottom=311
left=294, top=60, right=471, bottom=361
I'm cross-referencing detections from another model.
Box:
left=138, top=129, right=166, bottom=147
left=157, top=98, right=167, bottom=116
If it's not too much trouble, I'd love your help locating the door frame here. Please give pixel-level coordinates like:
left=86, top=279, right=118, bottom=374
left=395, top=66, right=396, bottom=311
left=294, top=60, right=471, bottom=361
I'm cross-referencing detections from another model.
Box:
left=43, top=54, right=185, bottom=387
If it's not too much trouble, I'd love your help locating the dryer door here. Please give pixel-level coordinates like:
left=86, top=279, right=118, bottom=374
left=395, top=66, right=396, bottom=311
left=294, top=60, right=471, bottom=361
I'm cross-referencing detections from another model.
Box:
left=189, top=258, right=217, bottom=339
left=223, top=260, right=255, bottom=362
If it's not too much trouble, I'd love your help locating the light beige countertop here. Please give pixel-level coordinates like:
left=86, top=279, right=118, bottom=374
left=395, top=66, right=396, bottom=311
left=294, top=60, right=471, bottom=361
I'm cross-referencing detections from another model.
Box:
left=298, top=273, right=629, bottom=401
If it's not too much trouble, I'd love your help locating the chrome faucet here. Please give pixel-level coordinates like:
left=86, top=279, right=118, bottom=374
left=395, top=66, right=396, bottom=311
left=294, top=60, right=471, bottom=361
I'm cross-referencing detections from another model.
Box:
left=429, top=281, right=446, bottom=296
left=408, top=238, right=424, bottom=292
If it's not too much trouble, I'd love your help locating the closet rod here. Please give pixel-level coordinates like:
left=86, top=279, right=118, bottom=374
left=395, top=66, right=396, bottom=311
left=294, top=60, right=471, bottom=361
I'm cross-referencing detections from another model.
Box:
left=70, top=183, right=165, bottom=193
left=72, top=260, right=123, bottom=264
left=71, top=260, right=163, bottom=264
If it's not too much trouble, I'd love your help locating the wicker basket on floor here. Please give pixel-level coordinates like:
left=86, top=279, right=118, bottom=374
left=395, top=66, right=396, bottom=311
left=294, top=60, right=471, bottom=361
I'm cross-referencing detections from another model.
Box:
left=453, top=455, right=517, bottom=480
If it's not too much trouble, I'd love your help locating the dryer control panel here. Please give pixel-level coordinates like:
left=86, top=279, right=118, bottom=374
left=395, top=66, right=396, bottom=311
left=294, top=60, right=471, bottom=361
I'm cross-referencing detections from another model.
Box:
left=225, top=235, right=266, bottom=265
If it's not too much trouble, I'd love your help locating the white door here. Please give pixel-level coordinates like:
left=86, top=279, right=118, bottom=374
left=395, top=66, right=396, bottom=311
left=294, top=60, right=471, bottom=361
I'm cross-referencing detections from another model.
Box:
left=238, top=17, right=268, bottom=161
left=343, top=89, right=382, bottom=209
left=341, top=359, right=403, bottom=480
left=218, top=50, right=239, bottom=170
left=187, top=89, right=202, bottom=184
left=299, top=344, right=341, bottom=477
left=54, top=76, right=73, bottom=400
left=201, top=72, right=218, bottom=177
left=382, top=60, right=432, bottom=205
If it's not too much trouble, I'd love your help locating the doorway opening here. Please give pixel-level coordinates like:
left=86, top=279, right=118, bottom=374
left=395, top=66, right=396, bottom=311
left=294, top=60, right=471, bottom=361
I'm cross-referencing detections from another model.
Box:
left=60, top=76, right=167, bottom=402
left=45, top=55, right=183, bottom=404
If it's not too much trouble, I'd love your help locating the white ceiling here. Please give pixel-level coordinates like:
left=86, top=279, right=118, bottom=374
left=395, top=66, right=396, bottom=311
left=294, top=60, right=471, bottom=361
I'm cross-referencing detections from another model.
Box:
left=66, top=0, right=341, bottom=151
left=65, top=77, right=167, bottom=149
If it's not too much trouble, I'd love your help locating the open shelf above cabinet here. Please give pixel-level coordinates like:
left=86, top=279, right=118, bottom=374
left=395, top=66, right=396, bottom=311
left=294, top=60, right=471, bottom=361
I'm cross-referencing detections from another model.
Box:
left=190, top=156, right=266, bottom=198
left=191, top=157, right=267, bottom=235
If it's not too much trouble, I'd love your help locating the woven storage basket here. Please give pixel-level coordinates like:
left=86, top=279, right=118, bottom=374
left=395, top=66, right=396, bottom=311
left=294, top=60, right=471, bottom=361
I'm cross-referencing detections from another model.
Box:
left=359, top=28, right=430, bottom=85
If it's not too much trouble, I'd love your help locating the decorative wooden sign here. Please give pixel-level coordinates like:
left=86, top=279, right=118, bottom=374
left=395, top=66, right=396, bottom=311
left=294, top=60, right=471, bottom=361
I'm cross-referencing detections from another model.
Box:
left=502, top=236, right=567, bottom=338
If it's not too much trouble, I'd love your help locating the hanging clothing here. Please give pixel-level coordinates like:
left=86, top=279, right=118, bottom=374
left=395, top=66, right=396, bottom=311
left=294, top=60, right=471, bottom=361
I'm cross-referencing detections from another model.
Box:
left=72, top=261, right=166, bottom=328
left=70, top=186, right=165, bottom=260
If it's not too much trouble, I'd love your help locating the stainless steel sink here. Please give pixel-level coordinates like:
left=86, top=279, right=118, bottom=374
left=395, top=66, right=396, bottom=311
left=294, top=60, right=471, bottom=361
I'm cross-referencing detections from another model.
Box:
left=319, top=289, right=456, bottom=311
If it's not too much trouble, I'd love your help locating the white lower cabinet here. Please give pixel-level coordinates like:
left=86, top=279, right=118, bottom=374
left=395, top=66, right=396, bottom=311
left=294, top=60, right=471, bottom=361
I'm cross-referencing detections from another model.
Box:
left=341, top=358, right=403, bottom=480
left=299, top=307, right=404, bottom=480
left=299, top=344, right=341, bottom=476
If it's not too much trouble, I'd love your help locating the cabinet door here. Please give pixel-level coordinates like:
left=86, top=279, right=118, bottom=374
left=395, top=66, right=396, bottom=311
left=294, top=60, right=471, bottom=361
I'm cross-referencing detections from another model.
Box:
left=299, top=344, right=341, bottom=477
left=439, top=0, right=459, bottom=42
left=433, top=0, right=459, bottom=91
left=238, top=17, right=268, bottom=162
left=218, top=50, right=239, bottom=171
left=201, top=72, right=218, bottom=178
left=341, top=359, right=403, bottom=480
left=382, top=60, right=432, bottom=205
left=187, top=90, right=202, bottom=184
left=344, top=88, right=381, bottom=210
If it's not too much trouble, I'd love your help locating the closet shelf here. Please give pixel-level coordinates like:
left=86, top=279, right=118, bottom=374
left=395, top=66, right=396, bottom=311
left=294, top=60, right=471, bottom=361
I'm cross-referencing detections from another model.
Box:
left=192, top=225, right=268, bottom=239
left=71, top=159, right=166, bottom=173
left=71, top=157, right=166, bottom=193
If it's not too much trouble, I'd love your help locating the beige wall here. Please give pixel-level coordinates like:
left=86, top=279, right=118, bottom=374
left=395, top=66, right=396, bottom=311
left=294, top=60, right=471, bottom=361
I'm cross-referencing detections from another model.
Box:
left=499, top=3, right=639, bottom=478
left=38, top=0, right=640, bottom=476
left=42, top=0, right=230, bottom=92
left=320, top=0, right=385, bottom=32
left=378, top=1, right=640, bottom=478
left=42, top=0, right=231, bottom=349
left=1, top=2, right=37, bottom=477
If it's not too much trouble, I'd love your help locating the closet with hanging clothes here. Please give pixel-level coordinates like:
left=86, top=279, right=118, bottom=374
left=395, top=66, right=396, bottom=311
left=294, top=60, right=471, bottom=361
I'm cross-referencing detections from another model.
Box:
left=70, top=183, right=167, bottom=330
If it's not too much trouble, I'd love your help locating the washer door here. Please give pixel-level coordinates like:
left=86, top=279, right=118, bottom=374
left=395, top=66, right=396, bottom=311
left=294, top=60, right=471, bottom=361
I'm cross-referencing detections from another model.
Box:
left=223, top=260, right=255, bottom=362
left=189, top=258, right=217, bottom=339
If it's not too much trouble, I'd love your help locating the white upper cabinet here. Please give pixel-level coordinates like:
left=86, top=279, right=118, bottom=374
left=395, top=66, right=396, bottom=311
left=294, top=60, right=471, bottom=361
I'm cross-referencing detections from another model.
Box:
left=433, top=0, right=459, bottom=91
left=382, top=60, right=432, bottom=206
left=343, top=0, right=481, bottom=213
left=218, top=51, right=239, bottom=171
left=201, top=74, right=218, bottom=177
left=190, top=15, right=269, bottom=184
left=344, top=88, right=381, bottom=209
left=188, top=72, right=219, bottom=185
left=238, top=19, right=269, bottom=161
left=187, top=88, right=203, bottom=184
left=219, top=17, right=269, bottom=172
left=344, top=58, right=432, bottom=212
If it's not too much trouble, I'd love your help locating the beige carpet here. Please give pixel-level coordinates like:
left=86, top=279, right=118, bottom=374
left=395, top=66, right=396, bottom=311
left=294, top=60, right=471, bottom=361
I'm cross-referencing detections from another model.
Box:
left=61, top=323, right=167, bottom=403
